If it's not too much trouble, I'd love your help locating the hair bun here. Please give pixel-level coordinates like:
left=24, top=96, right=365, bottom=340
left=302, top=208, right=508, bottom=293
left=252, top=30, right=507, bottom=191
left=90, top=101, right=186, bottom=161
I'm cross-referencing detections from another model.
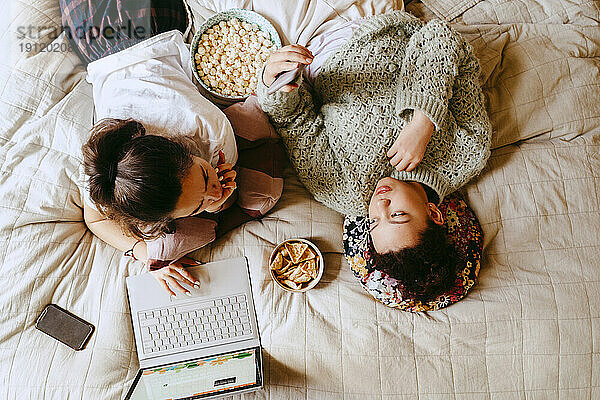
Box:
left=99, top=119, right=145, bottom=184
left=83, top=118, right=146, bottom=204
left=118, top=119, right=146, bottom=139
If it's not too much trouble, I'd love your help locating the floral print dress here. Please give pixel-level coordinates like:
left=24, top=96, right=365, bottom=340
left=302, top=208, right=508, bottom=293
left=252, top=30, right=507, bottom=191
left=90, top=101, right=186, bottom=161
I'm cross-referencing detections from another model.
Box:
left=343, top=192, right=483, bottom=312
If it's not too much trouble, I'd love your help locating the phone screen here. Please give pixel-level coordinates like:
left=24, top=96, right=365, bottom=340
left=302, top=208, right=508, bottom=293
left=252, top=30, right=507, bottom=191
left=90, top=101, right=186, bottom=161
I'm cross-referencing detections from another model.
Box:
left=35, top=304, right=94, bottom=350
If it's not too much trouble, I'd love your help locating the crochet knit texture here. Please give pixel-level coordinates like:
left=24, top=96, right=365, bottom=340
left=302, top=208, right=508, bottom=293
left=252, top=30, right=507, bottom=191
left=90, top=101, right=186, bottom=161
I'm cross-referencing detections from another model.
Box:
left=256, top=11, right=492, bottom=216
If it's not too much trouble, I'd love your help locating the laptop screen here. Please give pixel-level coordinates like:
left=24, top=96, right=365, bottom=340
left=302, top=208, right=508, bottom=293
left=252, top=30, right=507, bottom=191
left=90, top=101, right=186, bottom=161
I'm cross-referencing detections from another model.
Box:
left=125, top=347, right=262, bottom=400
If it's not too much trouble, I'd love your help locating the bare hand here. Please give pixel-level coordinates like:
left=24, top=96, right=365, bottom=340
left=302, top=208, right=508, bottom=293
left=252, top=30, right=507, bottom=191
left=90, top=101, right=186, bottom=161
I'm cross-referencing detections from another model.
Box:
left=205, top=151, right=237, bottom=213
left=262, top=44, right=313, bottom=92
left=149, top=256, right=202, bottom=297
left=387, top=110, right=435, bottom=172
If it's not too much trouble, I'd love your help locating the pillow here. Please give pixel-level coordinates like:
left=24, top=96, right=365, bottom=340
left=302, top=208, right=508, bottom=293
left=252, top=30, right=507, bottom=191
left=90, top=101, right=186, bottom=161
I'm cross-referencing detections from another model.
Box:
left=59, top=0, right=190, bottom=63
left=343, top=192, right=483, bottom=312
left=184, top=0, right=402, bottom=48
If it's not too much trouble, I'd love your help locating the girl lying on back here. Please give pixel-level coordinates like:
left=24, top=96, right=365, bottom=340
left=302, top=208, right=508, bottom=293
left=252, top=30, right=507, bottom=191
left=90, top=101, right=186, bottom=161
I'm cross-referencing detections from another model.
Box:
left=257, top=11, right=492, bottom=303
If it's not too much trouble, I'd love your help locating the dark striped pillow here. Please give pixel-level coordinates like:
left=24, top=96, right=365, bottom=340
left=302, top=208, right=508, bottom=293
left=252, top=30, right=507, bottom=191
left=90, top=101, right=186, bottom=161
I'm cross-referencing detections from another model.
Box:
left=59, top=0, right=188, bottom=64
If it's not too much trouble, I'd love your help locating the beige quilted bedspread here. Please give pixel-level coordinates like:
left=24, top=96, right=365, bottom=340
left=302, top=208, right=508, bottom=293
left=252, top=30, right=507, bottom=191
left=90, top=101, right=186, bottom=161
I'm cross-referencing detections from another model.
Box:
left=0, top=0, right=599, bottom=398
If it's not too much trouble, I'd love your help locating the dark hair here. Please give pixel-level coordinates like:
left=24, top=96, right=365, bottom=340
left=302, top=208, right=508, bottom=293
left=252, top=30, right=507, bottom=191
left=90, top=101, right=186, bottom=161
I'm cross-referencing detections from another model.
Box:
left=82, top=118, right=194, bottom=239
left=371, top=219, right=461, bottom=303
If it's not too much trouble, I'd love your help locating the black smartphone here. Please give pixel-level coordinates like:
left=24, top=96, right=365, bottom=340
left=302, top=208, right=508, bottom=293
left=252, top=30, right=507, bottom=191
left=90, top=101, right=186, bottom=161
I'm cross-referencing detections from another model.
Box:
left=35, top=304, right=95, bottom=351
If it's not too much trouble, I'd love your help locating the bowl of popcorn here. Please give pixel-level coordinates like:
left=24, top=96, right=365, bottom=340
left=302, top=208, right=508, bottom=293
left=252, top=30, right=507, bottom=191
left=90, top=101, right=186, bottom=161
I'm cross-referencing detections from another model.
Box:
left=191, top=9, right=281, bottom=101
left=269, top=239, right=324, bottom=292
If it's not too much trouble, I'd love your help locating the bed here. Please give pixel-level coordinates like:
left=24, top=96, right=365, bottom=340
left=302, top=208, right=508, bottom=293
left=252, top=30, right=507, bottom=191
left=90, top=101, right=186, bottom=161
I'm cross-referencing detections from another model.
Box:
left=1, top=0, right=599, bottom=398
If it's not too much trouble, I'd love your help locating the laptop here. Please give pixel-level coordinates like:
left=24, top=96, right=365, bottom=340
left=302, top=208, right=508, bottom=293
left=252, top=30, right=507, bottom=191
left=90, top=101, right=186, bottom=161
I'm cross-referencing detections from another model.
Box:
left=124, top=257, right=263, bottom=400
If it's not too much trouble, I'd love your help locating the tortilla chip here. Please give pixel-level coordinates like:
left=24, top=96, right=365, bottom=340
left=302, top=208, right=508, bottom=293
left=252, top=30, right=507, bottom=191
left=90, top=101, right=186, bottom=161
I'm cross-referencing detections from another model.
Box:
left=299, top=259, right=318, bottom=279
left=296, top=247, right=316, bottom=263
left=282, top=279, right=301, bottom=290
left=270, top=252, right=284, bottom=271
left=279, top=258, right=294, bottom=274
left=282, top=265, right=299, bottom=280
left=295, top=272, right=312, bottom=283
left=278, top=263, right=298, bottom=279
left=285, top=242, right=308, bottom=264
left=288, top=266, right=306, bottom=282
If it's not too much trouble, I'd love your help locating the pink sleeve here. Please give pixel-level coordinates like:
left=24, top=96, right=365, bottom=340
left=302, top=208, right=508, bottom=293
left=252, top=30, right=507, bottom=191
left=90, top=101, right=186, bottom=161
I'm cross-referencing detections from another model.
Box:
left=145, top=217, right=217, bottom=265
left=224, top=95, right=285, bottom=216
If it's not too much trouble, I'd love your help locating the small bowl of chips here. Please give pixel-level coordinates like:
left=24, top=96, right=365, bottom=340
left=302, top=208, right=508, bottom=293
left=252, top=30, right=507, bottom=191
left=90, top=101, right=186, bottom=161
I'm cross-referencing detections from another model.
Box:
left=269, top=239, right=324, bottom=292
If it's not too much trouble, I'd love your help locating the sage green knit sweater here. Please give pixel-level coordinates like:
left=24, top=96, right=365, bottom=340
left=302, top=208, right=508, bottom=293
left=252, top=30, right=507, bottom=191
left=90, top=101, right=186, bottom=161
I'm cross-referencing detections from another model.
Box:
left=256, top=11, right=492, bottom=216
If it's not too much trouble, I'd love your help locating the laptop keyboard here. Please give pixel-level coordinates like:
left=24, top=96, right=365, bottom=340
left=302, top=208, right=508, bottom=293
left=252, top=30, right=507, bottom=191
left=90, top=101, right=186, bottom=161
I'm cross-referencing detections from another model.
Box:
left=138, top=294, right=253, bottom=355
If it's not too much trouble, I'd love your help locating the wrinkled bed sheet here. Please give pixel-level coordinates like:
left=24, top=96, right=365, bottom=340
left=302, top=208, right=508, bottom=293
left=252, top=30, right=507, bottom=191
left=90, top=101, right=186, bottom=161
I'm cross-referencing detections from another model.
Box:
left=0, top=0, right=599, bottom=398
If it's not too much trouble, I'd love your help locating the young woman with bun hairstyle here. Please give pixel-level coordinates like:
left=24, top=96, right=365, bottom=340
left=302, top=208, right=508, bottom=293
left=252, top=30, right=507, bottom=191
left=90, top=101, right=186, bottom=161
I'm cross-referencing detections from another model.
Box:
left=82, top=118, right=238, bottom=296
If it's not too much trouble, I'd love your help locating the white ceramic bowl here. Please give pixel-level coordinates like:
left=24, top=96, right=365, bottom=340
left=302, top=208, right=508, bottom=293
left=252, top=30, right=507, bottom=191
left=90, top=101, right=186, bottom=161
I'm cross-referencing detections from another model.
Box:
left=190, top=9, right=282, bottom=102
left=269, top=238, right=324, bottom=293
